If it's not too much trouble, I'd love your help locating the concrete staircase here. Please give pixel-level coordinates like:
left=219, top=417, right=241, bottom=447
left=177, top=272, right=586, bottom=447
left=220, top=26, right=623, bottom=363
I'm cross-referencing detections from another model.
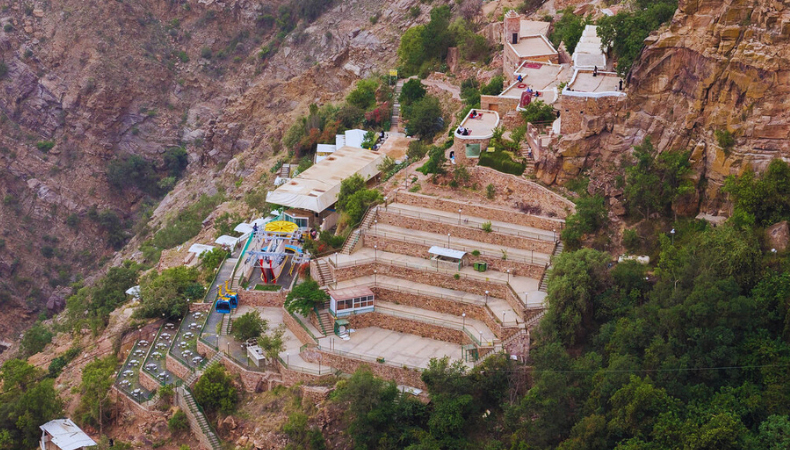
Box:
left=525, top=311, right=545, bottom=329
left=314, top=259, right=334, bottom=286
left=341, top=207, right=378, bottom=255
left=539, top=241, right=563, bottom=292
left=178, top=387, right=221, bottom=450
left=391, top=83, right=402, bottom=132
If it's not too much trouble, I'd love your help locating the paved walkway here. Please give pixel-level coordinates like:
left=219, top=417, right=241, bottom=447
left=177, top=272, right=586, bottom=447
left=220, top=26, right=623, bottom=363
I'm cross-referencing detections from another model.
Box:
left=369, top=222, right=551, bottom=265
left=317, top=327, right=468, bottom=369
left=336, top=247, right=540, bottom=303
left=333, top=274, right=520, bottom=327
left=205, top=257, right=238, bottom=304
left=385, top=202, right=557, bottom=241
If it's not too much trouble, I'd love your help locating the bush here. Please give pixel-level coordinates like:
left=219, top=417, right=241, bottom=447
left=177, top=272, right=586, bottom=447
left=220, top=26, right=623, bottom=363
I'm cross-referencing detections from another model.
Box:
left=561, top=195, right=607, bottom=250
left=199, top=247, right=228, bottom=271
left=200, top=46, right=212, bottom=59
left=107, top=155, right=160, bottom=195
left=409, top=5, right=421, bottom=18
left=407, top=140, right=429, bottom=161
left=168, top=409, right=189, bottom=433
left=481, top=76, right=504, bottom=96
left=336, top=174, right=382, bottom=225
left=715, top=129, right=735, bottom=154
left=20, top=321, right=53, bottom=356
left=153, top=193, right=224, bottom=250
left=622, top=228, right=641, bottom=253
left=482, top=221, right=493, bottom=233
left=194, top=364, right=237, bottom=414
left=135, top=266, right=201, bottom=319
left=346, top=79, right=379, bottom=110
left=403, top=95, right=444, bottom=139
left=399, top=79, right=426, bottom=107
left=36, top=141, right=55, bottom=153
left=164, top=146, right=189, bottom=177
left=520, top=100, right=555, bottom=125
left=417, top=145, right=447, bottom=175
left=549, top=8, right=589, bottom=54
left=478, top=151, right=526, bottom=176
left=486, top=183, right=496, bottom=199
left=231, top=311, right=268, bottom=341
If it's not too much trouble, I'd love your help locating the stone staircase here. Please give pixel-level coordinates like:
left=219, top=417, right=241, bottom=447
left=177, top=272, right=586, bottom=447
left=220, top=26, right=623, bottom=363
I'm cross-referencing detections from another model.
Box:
left=538, top=241, right=563, bottom=292
left=525, top=311, right=545, bottom=329
left=391, top=83, right=402, bottom=131
left=315, top=308, right=332, bottom=337
left=179, top=386, right=221, bottom=450
left=340, top=207, right=378, bottom=255
left=314, top=259, right=334, bottom=286
left=185, top=351, right=224, bottom=387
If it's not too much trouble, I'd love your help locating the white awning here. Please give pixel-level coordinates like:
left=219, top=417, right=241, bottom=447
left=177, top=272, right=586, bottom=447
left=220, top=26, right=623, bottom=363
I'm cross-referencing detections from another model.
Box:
left=234, top=223, right=254, bottom=234
left=215, top=235, right=240, bottom=247
left=188, top=244, right=215, bottom=256
left=428, top=246, right=466, bottom=260
left=40, top=419, right=97, bottom=450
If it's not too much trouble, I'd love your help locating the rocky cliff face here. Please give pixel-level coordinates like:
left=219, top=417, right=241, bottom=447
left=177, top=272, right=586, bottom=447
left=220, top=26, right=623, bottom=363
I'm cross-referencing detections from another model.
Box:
left=541, top=0, right=790, bottom=215
left=0, top=0, right=417, bottom=342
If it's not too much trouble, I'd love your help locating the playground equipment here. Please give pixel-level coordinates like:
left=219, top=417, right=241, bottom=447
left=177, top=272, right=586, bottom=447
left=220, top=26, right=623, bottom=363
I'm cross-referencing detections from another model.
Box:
left=244, top=220, right=311, bottom=285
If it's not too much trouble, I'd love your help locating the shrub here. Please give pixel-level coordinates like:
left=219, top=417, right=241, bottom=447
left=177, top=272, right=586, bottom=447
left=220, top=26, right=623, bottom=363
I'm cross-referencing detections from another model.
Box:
left=231, top=311, right=268, bottom=341
left=194, top=365, right=237, bottom=414
left=399, top=79, right=427, bottom=107
left=21, top=321, right=53, bottom=356
left=369, top=13, right=380, bottom=24
left=199, top=247, right=228, bottom=271
left=623, top=228, right=641, bottom=253
left=482, top=221, right=493, bottom=233
left=478, top=151, right=526, bottom=175
left=168, top=409, right=189, bottom=433
left=407, top=140, right=429, bottom=161
left=153, top=193, right=224, bottom=249
left=486, top=183, right=496, bottom=199
left=36, top=141, right=55, bottom=153
left=561, top=195, right=607, bottom=250
left=520, top=100, right=555, bottom=125
left=409, top=5, right=421, bottom=18
left=417, top=145, right=447, bottom=175
left=346, top=79, right=379, bottom=110
left=200, top=47, right=213, bottom=59
left=715, top=129, right=735, bottom=154
left=336, top=174, right=382, bottom=225
left=0, top=61, right=7, bottom=78
left=164, top=146, right=189, bottom=177
left=549, top=8, right=589, bottom=54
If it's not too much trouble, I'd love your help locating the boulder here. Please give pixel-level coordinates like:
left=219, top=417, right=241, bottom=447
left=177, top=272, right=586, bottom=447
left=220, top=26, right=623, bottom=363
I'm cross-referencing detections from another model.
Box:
left=766, top=221, right=789, bottom=252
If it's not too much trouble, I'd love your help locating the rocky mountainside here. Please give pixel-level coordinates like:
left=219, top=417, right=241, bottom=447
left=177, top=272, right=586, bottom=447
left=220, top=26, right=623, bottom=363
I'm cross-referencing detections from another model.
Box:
left=0, top=0, right=417, bottom=343
left=542, top=0, right=790, bottom=215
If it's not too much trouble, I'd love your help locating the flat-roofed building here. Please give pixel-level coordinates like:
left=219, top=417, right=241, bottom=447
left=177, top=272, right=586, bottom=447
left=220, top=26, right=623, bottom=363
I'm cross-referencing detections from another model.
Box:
left=40, top=419, right=97, bottom=450
left=502, top=11, right=558, bottom=82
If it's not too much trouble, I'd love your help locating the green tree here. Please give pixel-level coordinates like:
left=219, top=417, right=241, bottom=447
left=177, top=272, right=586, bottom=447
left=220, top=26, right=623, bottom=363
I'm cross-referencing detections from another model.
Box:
left=168, top=409, right=189, bottom=433
left=336, top=174, right=383, bottom=225
left=543, top=249, right=612, bottom=346
left=550, top=8, right=589, bottom=54
left=520, top=100, right=555, bottom=124
left=135, top=266, right=201, bottom=319
left=283, top=412, right=327, bottom=450
left=76, top=356, right=117, bottom=433
left=346, top=79, right=379, bottom=110
left=561, top=195, right=608, bottom=250
left=20, top=320, right=53, bottom=356
left=0, top=360, right=63, bottom=449
left=258, top=324, right=287, bottom=362
left=623, top=139, right=692, bottom=219
left=417, top=145, right=447, bottom=176
left=403, top=95, right=444, bottom=139
left=230, top=311, right=267, bottom=341
left=723, top=159, right=790, bottom=227
left=194, top=364, right=237, bottom=414
left=399, top=79, right=427, bottom=107
left=285, top=279, right=329, bottom=316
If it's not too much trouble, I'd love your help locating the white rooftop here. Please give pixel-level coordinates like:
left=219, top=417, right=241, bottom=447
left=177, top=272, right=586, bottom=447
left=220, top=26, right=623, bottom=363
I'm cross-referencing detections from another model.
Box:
left=215, top=235, right=240, bottom=247
left=268, top=146, right=385, bottom=213
left=234, top=223, right=254, bottom=234
left=40, top=419, right=97, bottom=450
left=572, top=25, right=607, bottom=69
left=187, top=243, right=215, bottom=256
left=429, top=246, right=466, bottom=260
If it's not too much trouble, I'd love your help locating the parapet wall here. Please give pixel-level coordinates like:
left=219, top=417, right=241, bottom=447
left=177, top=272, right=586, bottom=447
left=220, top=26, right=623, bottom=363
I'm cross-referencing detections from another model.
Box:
left=166, top=353, right=193, bottom=381
left=303, top=348, right=426, bottom=390
left=283, top=309, right=319, bottom=346
left=138, top=369, right=161, bottom=392
left=558, top=94, right=624, bottom=137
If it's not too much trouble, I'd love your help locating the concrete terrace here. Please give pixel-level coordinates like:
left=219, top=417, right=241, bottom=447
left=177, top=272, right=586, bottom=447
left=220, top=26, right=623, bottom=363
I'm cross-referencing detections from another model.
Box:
left=456, top=110, right=500, bottom=139
left=509, top=35, right=556, bottom=59
left=565, top=70, right=625, bottom=97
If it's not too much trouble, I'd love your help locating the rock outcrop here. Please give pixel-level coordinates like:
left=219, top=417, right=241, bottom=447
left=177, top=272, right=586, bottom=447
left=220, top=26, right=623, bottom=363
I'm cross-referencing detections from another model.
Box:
left=540, top=0, right=790, bottom=215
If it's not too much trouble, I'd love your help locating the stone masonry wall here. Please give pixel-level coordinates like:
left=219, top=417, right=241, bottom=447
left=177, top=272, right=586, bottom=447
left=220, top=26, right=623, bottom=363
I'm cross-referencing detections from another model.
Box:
left=333, top=262, right=510, bottom=300
left=113, top=386, right=168, bottom=421
left=394, top=189, right=570, bottom=228
left=363, top=234, right=546, bottom=277
left=218, top=356, right=274, bottom=392
left=166, top=353, right=193, bottom=381
left=239, top=289, right=286, bottom=307
left=372, top=287, right=521, bottom=340
left=283, top=309, right=319, bottom=345
left=346, top=312, right=469, bottom=345
left=303, top=349, right=426, bottom=390
left=558, top=95, right=623, bottom=137
left=452, top=136, right=490, bottom=165
left=480, top=94, right=521, bottom=114
left=376, top=209, right=556, bottom=253
left=189, top=302, right=212, bottom=312
left=197, top=339, right=219, bottom=358
left=139, top=369, right=161, bottom=392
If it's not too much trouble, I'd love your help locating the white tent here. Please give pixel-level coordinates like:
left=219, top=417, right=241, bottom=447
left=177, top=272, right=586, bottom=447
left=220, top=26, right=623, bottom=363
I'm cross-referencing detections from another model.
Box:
left=187, top=243, right=215, bottom=256
left=215, top=235, right=240, bottom=248
left=234, top=223, right=254, bottom=234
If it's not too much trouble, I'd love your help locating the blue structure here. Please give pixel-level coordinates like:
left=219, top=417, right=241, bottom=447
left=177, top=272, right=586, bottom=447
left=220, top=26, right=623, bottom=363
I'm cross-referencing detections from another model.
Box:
left=216, top=299, right=231, bottom=314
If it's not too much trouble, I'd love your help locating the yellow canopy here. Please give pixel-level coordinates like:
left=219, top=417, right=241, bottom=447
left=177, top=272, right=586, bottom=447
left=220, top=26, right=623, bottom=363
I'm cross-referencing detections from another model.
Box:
left=265, top=220, right=299, bottom=234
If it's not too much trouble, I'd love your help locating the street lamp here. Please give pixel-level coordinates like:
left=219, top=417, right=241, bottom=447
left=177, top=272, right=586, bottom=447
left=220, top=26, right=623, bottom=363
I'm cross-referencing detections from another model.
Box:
left=479, top=330, right=483, bottom=345
left=374, top=245, right=377, bottom=260
left=374, top=270, right=377, bottom=284
left=553, top=228, right=556, bottom=242
left=502, top=311, right=507, bottom=323
left=374, top=219, right=378, bottom=234
left=462, top=313, right=466, bottom=329
left=485, top=290, right=489, bottom=305
left=335, top=252, right=338, bottom=267
left=458, top=209, right=462, bottom=225
left=506, top=269, right=510, bottom=283
left=286, top=353, right=289, bottom=366
left=670, top=228, right=675, bottom=244
left=447, top=233, right=451, bottom=247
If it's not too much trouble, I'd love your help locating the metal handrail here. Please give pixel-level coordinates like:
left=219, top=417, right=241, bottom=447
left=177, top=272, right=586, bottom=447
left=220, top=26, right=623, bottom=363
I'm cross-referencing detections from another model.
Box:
left=331, top=256, right=511, bottom=285
left=366, top=229, right=551, bottom=265
left=201, top=252, right=229, bottom=303
left=276, top=355, right=334, bottom=376
left=382, top=206, right=555, bottom=242
left=316, top=345, right=424, bottom=371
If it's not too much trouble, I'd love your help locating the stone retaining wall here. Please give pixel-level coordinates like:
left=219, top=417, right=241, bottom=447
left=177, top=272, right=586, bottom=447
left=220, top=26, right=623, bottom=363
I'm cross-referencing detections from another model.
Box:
left=278, top=360, right=334, bottom=386
left=346, top=312, right=468, bottom=345
left=362, top=234, right=545, bottom=277
left=218, top=355, right=273, bottom=392
left=175, top=386, right=215, bottom=450
left=283, top=309, right=318, bottom=345
left=189, top=302, right=212, bottom=312
left=395, top=188, right=570, bottom=226
left=371, top=287, right=520, bottom=340
left=239, top=289, right=286, bottom=307
left=376, top=209, right=556, bottom=253
left=197, top=339, right=218, bottom=359
left=139, top=369, right=161, bottom=392
left=303, top=349, right=426, bottom=390
left=166, top=353, right=193, bottom=381
left=113, top=386, right=168, bottom=420
left=334, top=262, right=511, bottom=300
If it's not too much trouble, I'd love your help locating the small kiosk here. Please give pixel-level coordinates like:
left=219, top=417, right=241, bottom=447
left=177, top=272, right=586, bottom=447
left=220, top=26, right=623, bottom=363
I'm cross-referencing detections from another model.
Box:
left=329, top=286, right=375, bottom=318
left=429, top=246, right=467, bottom=271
